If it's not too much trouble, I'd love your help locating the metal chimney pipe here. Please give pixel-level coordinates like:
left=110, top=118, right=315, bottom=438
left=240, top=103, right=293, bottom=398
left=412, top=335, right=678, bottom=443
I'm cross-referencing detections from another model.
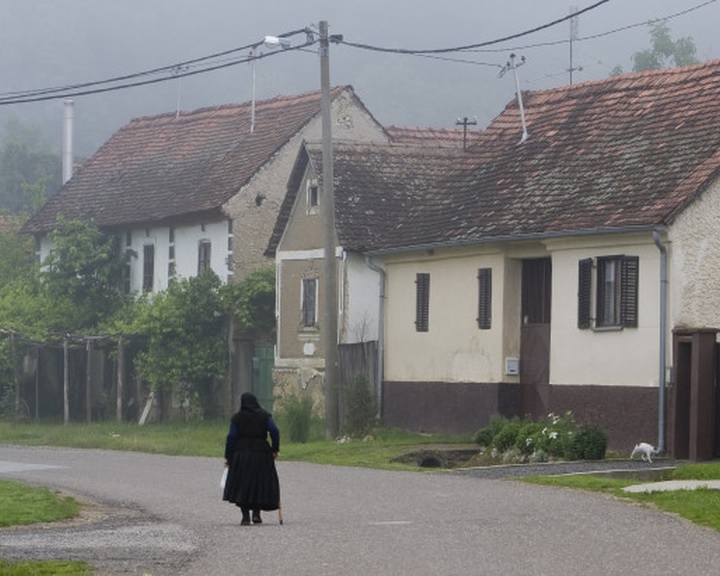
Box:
left=62, top=99, right=74, bottom=184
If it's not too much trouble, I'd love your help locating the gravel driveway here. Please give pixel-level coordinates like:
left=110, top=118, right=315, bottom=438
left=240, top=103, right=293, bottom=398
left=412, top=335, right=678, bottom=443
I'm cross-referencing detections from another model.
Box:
left=0, top=445, right=718, bottom=576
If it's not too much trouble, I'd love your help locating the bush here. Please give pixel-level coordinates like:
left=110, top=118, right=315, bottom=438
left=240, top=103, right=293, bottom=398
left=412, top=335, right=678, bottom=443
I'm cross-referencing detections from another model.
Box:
left=564, top=424, right=607, bottom=461
left=472, top=411, right=608, bottom=462
left=344, top=373, right=377, bottom=437
left=279, top=393, right=314, bottom=443
left=493, top=419, right=522, bottom=452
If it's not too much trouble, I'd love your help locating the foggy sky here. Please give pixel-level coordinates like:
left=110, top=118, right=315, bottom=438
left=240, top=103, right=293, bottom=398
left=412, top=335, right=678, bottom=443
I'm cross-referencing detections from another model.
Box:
left=2, top=0, right=718, bottom=156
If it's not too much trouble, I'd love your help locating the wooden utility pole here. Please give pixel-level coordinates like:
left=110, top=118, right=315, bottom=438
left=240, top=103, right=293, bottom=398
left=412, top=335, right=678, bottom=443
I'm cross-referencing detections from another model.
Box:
left=320, top=20, right=340, bottom=438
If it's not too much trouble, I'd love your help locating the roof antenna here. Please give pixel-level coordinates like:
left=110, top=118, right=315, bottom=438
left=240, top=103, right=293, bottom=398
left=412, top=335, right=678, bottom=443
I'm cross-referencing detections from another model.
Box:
left=173, top=65, right=188, bottom=118
left=455, top=116, right=477, bottom=151
left=500, top=54, right=529, bottom=144
left=249, top=48, right=256, bottom=133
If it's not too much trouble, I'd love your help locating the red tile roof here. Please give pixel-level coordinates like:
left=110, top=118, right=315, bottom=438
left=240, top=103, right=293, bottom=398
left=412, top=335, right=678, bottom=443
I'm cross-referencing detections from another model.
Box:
left=24, top=87, right=354, bottom=234
left=363, top=60, right=720, bottom=251
left=386, top=126, right=481, bottom=149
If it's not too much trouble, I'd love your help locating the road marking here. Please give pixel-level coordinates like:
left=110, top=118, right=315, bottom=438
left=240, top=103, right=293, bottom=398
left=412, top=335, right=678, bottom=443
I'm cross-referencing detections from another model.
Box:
left=369, top=520, right=413, bottom=526
left=0, top=461, right=65, bottom=474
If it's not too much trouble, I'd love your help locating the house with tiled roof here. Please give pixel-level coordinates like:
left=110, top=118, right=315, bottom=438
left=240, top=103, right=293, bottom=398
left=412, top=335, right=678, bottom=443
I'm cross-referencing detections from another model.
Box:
left=23, top=86, right=388, bottom=294
left=272, top=60, right=720, bottom=458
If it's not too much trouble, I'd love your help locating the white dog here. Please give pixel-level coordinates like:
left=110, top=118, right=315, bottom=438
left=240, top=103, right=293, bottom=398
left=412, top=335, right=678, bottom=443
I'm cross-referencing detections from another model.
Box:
left=630, top=442, right=658, bottom=463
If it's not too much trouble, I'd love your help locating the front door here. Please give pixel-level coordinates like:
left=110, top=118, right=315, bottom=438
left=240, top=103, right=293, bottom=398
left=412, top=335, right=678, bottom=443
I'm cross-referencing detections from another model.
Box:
left=520, top=258, right=552, bottom=418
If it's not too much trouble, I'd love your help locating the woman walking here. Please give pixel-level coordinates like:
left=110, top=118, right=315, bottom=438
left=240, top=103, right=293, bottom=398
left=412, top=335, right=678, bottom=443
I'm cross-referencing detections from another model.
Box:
left=223, top=392, right=280, bottom=525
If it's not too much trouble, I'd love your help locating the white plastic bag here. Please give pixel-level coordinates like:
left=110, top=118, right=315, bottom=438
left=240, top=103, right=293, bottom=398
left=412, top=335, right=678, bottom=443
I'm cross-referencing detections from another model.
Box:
left=220, top=468, right=228, bottom=490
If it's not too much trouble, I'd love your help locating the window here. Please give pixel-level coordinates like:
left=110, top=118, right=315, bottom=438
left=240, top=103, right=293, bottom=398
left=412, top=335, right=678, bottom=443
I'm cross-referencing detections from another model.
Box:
left=123, top=263, right=131, bottom=294
left=578, top=255, right=638, bottom=329
left=415, top=273, right=430, bottom=332
left=301, top=277, right=318, bottom=327
left=477, top=268, right=492, bottom=329
left=307, top=179, right=319, bottom=210
left=143, top=244, right=155, bottom=293
left=198, top=240, right=212, bottom=273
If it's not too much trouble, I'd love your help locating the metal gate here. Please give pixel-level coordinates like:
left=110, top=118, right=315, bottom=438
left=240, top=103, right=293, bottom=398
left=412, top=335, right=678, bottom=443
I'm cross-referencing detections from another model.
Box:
left=253, top=344, right=275, bottom=413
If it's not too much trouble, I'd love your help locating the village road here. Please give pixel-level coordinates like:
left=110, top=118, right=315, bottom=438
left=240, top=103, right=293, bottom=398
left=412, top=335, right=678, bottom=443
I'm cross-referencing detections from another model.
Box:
left=1, top=445, right=719, bottom=575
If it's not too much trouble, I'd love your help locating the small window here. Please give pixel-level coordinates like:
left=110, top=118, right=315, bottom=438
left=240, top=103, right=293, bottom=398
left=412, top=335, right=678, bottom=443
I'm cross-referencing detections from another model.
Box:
left=198, top=240, right=212, bottom=273
left=143, top=244, right=155, bottom=293
left=307, top=179, right=319, bottom=209
left=477, top=268, right=492, bottom=329
left=578, top=255, right=638, bottom=329
left=415, top=273, right=430, bottom=332
left=123, top=263, right=131, bottom=294
left=301, top=277, right=318, bottom=327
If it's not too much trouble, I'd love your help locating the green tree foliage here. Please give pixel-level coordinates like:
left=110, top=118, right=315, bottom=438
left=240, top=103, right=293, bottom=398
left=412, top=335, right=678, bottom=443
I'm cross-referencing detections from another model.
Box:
left=0, top=216, right=34, bottom=292
left=133, top=270, right=227, bottom=418
left=0, top=118, right=62, bottom=213
left=612, top=21, right=699, bottom=75
left=40, top=217, right=131, bottom=331
left=222, top=266, right=275, bottom=342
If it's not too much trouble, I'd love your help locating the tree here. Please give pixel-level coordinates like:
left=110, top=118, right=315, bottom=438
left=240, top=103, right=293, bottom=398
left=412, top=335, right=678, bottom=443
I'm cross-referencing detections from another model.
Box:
left=133, top=270, right=227, bottom=419
left=0, top=118, right=62, bottom=213
left=41, top=217, right=131, bottom=331
left=612, top=21, right=699, bottom=75
left=222, top=266, right=276, bottom=342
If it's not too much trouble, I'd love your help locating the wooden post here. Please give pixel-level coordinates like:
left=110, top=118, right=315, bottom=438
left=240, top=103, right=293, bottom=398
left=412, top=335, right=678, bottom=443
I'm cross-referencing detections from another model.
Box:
left=85, top=338, right=92, bottom=423
left=116, top=335, right=124, bottom=422
left=63, top=336, right=69, bottom=425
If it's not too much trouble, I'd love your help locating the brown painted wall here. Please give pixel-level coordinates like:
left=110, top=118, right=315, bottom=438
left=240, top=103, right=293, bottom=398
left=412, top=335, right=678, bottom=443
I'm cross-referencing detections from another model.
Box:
left=382, top=380, right=657, bottom=451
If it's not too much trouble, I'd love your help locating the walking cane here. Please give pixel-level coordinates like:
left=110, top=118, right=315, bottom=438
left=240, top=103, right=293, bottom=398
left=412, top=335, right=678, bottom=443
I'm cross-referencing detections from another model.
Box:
left=278, top=498, right=283, bottom=525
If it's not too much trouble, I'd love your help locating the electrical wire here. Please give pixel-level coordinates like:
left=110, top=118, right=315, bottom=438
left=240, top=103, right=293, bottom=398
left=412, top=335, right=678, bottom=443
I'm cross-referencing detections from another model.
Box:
left=336, top=0, right=610, bottom=55
left=0, top=28, right=315, bottom=105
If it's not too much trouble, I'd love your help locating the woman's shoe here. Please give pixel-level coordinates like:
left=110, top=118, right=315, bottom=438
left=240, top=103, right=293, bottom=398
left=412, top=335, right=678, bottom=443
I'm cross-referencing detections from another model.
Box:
left=252, top=512, right=262, bottom=524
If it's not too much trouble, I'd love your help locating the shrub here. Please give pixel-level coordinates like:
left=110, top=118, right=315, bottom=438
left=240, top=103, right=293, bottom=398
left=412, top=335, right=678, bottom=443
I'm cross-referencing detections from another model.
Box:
left=473, top=414, right=509, bottom=447
left=493, top=419, right=522, bottom=452
left=344, top=373, right=377, bottom=437
left=514, top=420, right=544, bottom=456
left=564, top=424, right=608, bottom=461
left=279, top=393, right=314, bottom=443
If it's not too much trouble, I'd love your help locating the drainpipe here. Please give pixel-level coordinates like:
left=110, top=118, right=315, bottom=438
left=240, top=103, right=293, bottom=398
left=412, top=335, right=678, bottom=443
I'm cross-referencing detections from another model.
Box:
left=653, top=228, right=668, bottom=453
left=365, top=255, right=385, bottom=420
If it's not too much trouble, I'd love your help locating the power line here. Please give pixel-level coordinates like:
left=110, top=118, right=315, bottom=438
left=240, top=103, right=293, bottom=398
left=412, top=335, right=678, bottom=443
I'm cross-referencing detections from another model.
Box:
left=337, top=0, right=610, bottom=55
left=0, top=28, right=315, bottom=105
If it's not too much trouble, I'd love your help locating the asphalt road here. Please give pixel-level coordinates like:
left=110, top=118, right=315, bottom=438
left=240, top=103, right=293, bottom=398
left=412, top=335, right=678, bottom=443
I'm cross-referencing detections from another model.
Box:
left=1, top=445, right=720, bottom=575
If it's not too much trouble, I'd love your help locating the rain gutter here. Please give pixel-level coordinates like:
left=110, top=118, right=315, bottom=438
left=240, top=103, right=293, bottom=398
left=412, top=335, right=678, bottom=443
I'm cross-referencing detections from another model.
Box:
left=653, top=227, right=668, bottom=453
left=365, top=255, right=386, bottom=420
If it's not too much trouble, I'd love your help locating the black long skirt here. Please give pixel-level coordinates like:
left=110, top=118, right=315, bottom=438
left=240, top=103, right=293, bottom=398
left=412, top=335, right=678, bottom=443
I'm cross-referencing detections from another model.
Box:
left=223, top=439, right=280, bottom=511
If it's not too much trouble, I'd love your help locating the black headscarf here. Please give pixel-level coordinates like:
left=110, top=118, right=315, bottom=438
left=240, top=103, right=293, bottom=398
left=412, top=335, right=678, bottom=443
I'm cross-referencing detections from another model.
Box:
left=240, top=392, right=263, bottom=414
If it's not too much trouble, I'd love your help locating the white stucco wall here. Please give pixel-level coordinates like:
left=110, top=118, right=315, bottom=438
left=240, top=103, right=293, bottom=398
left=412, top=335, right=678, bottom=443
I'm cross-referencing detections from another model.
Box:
left=40, top=219, right=232, bottom=297
left=669, top=178, right=720, bottom=329
left=341, top=252, right=380, bottom=343
left=548, top=235, right=661, bottom=388
left=383, top=249, right=506, bottom=383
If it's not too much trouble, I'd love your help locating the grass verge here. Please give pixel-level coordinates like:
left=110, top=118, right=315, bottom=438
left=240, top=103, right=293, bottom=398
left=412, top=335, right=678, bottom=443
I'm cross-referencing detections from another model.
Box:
left=522, top=461, right=720, bottom=532
left=0, top=560, right=93, bottom=575
left=0, top=419, right=471, bottom=470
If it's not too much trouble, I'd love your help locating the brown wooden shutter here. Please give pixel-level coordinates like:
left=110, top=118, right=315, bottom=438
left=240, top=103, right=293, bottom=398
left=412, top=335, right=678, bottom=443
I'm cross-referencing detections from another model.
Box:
left=620, top=256, right=639, bottom=327
left=578, top=258, right=592, bottom=329
left=415, top=273, right=430, bottom=332
left=477, top=268, right=492, bottom=329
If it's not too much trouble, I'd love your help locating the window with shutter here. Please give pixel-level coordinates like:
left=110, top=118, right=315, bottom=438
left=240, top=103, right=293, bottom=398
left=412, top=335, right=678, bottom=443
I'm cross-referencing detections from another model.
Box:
left=415, top=273, right=430, bottom=332
left=477, top=268, right=492, bottom=329
left=578, top=255, right=639, bottom=329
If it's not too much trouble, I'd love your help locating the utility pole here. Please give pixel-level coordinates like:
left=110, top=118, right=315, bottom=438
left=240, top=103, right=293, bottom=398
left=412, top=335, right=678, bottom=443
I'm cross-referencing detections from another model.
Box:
left=320, top=20, right=340, bottom=438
